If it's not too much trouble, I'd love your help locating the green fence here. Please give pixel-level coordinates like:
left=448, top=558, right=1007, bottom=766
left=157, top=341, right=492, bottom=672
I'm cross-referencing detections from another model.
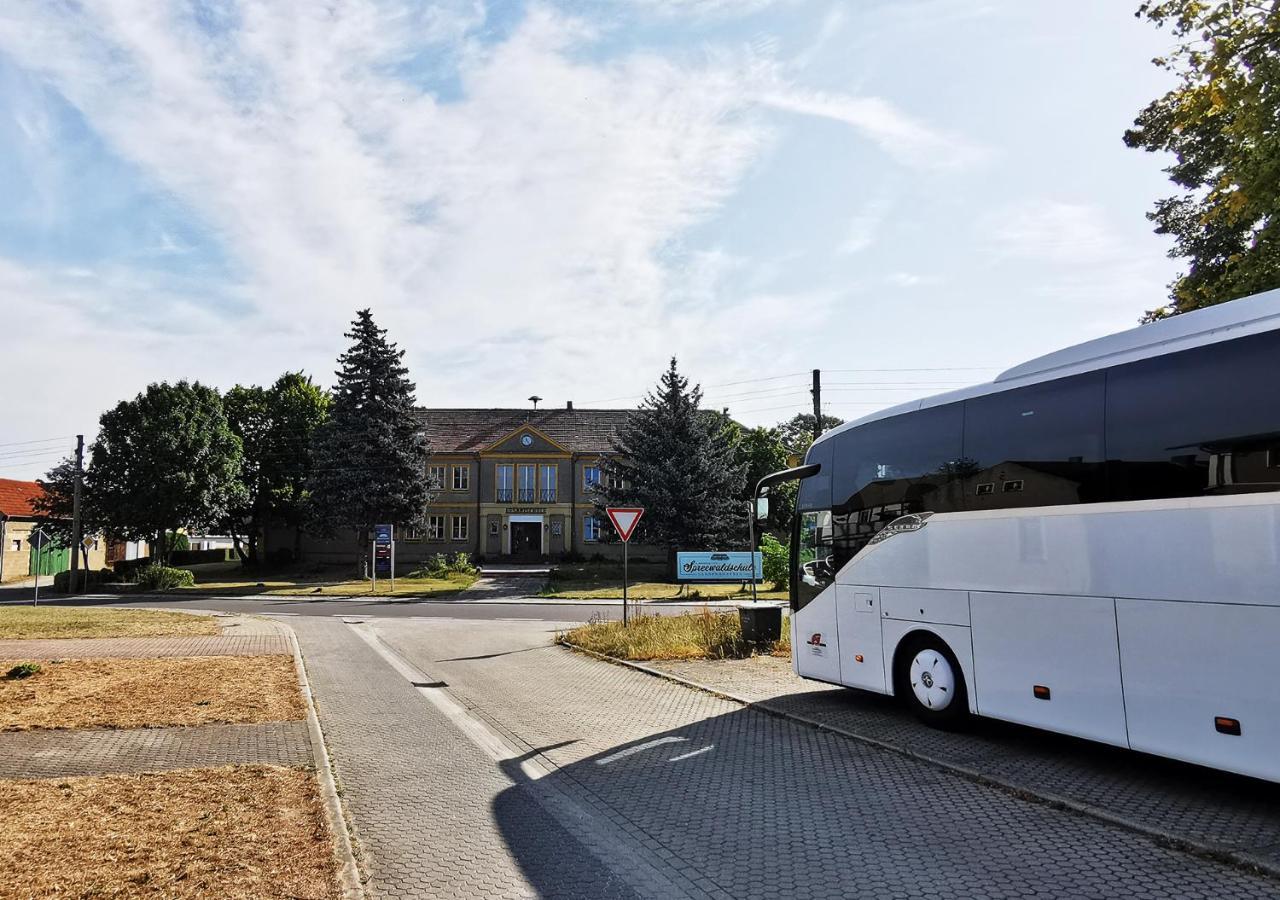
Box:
left=29, top=542, right=70, bottom=577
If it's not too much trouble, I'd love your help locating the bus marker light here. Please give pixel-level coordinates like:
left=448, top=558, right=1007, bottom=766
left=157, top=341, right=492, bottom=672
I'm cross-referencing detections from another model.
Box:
left=1215, top=717, right=1241, bottom=736
left=854, top=654, right=864, bottom=663
left=1033, top=685, right=1051, bottom=700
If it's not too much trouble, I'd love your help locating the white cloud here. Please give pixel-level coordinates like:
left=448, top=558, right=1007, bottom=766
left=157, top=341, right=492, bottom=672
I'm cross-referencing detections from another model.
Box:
left=986, top=201, right=1125, bottom=264
left=885, top=272, right=941, bottom=288
left=0, top=0, right=989, bottom=454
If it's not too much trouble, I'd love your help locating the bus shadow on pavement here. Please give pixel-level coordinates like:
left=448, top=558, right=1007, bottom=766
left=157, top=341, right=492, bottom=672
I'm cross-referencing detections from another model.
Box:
left=490, top=693, right=1280, bottom=899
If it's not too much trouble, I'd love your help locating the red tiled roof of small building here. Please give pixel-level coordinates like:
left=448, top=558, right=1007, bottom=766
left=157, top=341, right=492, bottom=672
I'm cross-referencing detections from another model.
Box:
left=0, top=478, right=45, bottom=519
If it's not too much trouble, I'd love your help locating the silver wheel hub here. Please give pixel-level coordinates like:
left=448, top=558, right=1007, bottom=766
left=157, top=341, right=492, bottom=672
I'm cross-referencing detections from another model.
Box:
left=910, top=649, right=955, bottom=711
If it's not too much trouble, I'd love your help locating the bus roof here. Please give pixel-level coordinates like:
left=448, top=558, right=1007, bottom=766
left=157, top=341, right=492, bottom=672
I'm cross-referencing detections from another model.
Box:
left=814, top=287, right=1280, bottom=450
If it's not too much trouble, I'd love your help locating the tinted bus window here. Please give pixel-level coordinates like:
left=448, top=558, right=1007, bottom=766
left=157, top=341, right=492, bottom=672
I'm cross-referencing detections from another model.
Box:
left=962, top=371, right=1106, bottom=510
left=1107, top=330, right=1280, bottom=500
left=829, top=403, right=964, bottom=563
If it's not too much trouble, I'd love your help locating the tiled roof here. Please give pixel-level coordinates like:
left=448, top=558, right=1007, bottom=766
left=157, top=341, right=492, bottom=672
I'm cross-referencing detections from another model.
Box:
left=0, top=478, right=45, bottom=519
left=413, top=408, right=634, bottom=453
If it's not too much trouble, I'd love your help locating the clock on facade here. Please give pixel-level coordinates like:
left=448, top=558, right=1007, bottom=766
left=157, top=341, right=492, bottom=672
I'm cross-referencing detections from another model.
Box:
left=520, top=434, right=533, bottom=446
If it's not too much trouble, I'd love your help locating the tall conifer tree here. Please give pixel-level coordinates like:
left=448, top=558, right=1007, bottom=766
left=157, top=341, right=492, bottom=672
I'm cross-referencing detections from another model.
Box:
left=597, top=358, right=745, bottom=550
left=307, top=310, right=431, bottom=557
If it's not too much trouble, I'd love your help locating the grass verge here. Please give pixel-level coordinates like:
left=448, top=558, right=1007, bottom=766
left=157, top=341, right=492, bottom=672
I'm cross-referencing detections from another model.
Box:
left=543, top=563, right=786, bottom=601
left=0, top=765, right=337, bottom=899
left=180, top=561, right=476, bottom=597
left=561, top=609, right=789, bottom=661
left=0, top=655, right=305, bottom=730
left=0, top=607, right=217, bottom=641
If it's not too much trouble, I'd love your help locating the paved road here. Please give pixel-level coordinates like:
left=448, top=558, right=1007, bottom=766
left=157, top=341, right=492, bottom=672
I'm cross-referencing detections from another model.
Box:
left=0, top=589, right=706, bottom=623
left=295, top=614, right=1280, bottom=899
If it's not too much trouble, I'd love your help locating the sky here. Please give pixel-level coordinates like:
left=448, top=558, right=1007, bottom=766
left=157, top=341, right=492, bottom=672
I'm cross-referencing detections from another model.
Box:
left=0, top=0, right=1182, bottom=478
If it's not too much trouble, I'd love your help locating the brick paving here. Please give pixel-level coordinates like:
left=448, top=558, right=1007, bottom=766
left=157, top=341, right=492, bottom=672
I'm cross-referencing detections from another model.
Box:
left=651, top=653, right=1280, bottom=870
left=0, top=721, right=312, bottom=778
left=0, top=632, right=291, bottom=659
left=368, top=616, right=1280, bottom=899
left=289, top=616, right=649, bottom=900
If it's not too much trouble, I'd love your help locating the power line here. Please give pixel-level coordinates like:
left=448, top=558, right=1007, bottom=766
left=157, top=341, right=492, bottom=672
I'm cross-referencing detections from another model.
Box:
left=0, top=435, right=76, bottom=449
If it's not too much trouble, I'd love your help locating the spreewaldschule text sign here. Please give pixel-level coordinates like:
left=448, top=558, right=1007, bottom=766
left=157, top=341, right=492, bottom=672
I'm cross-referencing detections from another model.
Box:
left=676, top=552, right=763, bottom=581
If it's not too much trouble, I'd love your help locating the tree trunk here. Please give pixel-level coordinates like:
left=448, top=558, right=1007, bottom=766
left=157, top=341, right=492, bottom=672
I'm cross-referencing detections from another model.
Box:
left=232, top=535, right=249, bottom=565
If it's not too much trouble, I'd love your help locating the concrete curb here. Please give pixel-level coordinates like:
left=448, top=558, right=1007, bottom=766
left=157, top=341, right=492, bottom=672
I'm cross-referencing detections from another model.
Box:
left=559, top=640, right=1280, bottom=882
left=286, top=626, right=366, bottom=900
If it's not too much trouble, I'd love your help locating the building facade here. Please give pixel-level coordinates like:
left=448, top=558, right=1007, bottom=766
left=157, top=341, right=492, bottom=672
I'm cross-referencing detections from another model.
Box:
left=0, top=478, right=107, bottom=582
left=411, top=406, right=637, bottom=562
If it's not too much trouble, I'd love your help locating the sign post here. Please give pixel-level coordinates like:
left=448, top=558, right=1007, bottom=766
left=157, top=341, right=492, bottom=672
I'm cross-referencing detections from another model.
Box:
left=29, top=528, right=49, bottom=607
left=372, top=524, right=394, bottom=593
left=605, top=508, right=644, bottom=626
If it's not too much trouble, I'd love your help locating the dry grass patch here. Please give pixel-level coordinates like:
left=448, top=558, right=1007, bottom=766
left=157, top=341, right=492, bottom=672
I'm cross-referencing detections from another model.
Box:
left=562, top=609, right=789, bottom=661
left=0, top=765, right=338, bottom=899
left=0, top=607, right=216, bottom=640
left=0, top=655, right=304, bottom=731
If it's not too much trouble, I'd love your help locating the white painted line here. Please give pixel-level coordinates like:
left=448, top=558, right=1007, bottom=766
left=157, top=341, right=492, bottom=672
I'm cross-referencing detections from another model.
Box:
left=346, top=623, right=546, bottom=782
left=594, top=736, right=686, bottom=765
left=668, top=745, right=714, bottom=762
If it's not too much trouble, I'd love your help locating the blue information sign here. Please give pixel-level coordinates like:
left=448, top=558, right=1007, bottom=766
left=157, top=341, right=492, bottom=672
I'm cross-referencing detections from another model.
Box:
left=374, top=524, right=394, bottom=544
left=676, top=551, right=762, bottom=582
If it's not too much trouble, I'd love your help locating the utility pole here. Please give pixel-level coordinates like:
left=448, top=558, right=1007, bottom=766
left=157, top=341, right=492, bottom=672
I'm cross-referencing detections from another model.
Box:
left=70, top=434, right=85, bottom=593
left=811, top=369, right=822, bottom=442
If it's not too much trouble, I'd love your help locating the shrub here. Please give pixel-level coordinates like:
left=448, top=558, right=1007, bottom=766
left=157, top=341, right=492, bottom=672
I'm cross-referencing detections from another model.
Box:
left=561, top=610, right=750, bottom=661
left=134, top=565, right=196, bottom=591
left=447, top=552, right=478, bottom=576
left=52, top=568, right=117, bottom=592
left=760, top=534, right=789, bottom=591
left=5, top=662, right=42, bottom=680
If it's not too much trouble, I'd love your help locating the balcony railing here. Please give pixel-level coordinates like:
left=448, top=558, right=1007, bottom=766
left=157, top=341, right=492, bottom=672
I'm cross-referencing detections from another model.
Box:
left=539, top=489, right=557, bottom=503
left=496, top=489, right=513, bottom=503
left=517, top=488, right=536, bottom=503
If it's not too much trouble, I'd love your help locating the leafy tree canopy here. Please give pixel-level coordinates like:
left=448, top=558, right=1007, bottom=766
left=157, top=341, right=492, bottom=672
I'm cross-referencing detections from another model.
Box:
left=86, top=381, right=245, bottom=564
left=1126, top=0, right=1280, bottom=318
left=33, top=455, right=90, bottom=547
left=730, top=425, right=795, bottom=535
left=777, top=412, right=844, bottom=456
left=307, top=310, right=431, bottom=542
left=596, top=358, right=746, bottom=549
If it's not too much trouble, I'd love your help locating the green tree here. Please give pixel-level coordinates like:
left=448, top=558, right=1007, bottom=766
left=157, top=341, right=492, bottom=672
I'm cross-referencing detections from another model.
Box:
left=222, top=383, right=272, bottom=565
left=87, top=381, right=245, bottom=565
left=596, top=358, right=746, bottom=551
left=307, top=310, right=432, bottom=567
left=1125, top=1, right=1280, bottom=318
left=264, top=372, right=330, bottom=562
left=33, top=455, right=90, bottom=547
left=777, top=412, right=844, bottom=456
left=732, top=425, right=795, bottom=535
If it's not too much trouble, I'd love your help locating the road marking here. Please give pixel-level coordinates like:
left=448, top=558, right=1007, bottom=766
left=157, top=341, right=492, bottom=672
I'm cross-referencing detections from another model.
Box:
left=594, top=736, right=686, bottom=765
left=669, top=745, right=714, bottom=762
left=346, top=622, right=546, bottom=782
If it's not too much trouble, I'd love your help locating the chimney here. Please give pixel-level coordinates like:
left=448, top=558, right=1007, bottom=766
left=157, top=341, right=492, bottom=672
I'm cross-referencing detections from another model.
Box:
left=566, top=400, right=574, bottom=410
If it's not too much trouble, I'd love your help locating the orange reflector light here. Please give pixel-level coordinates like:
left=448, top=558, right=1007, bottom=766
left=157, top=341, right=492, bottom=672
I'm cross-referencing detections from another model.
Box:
left=854, top=654, right=864, bottom=663
left=1033, top=685, right=1051, bottom=700
left=1215, top=716, right=1241, bottom=736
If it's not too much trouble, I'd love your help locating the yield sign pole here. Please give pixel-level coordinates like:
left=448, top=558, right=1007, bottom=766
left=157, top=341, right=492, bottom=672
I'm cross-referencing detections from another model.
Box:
left=605, top=508, right=644, bottom=626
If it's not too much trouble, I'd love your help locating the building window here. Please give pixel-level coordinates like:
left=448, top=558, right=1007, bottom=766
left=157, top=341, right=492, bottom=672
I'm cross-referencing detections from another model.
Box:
left=427, top=465, right=447, bottom=490
left=583, top=465, right=601, bottom=491
left=426, top=515, right=445, bottom=541
left=583, top=514, right=601, bottom=542
left=9, top=539, right=19, bottom=552
left=540, top=464, right=557, bottom=502
left=451, top=515, right=468, bottom=541
left=517, top=464, right=536, bottom=503
left=488, top=520, right=499, bottom=536
left=404, top=524, right=421, bottom=541
left=496, top=464, right=514, bottom=503
left=452, top=465, right=470, bottom=491
left=606, top=471, right=624, bottom=490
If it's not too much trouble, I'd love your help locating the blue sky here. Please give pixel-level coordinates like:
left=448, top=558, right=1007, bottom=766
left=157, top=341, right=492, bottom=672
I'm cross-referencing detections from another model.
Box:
left=0, top=0, right=1180, bottom=476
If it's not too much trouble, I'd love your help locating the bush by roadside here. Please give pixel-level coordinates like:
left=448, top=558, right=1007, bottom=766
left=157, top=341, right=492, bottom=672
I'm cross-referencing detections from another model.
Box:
left=134, top=565, right=196, bottom=591
left=561, top=610, right=789, bottom=661
left=408, top=552, right=478, bottom=579
left=52, top=568, right=117, bottom=593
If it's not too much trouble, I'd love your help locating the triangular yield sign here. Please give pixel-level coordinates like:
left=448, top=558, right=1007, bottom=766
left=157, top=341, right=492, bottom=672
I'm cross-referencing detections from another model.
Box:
left=606, top=507, right=644, bottom=543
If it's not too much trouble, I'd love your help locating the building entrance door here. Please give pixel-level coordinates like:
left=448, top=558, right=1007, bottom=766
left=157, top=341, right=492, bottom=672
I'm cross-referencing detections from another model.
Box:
left=510, top=522, right=542, bottom=560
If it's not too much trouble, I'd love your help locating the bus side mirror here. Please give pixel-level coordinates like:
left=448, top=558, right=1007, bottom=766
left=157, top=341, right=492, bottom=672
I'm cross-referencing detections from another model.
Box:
left=755, top=495, right=769, bottom=521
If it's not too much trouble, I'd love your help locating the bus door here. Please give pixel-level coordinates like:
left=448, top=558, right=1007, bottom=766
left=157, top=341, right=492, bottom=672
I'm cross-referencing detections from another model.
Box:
left=793, top=510, right=842, bottom=683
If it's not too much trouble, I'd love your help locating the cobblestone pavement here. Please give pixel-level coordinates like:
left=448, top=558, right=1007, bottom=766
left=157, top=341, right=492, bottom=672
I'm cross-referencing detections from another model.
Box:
left=0, top=721, right=312, bottom=778
left=650, top=653, right=1280, bottom=871
left=289, top=616, right=650, bottom=900
left=361, top=616, right=1280, bottom=899
left=0, top=632, right=291, bottom=659
left=454, top=576, right=549, bottom=600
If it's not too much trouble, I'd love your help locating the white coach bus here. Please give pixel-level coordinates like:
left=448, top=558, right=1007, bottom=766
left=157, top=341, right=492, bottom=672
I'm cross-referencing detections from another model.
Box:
left=778, top=288, right=1280, bottom=783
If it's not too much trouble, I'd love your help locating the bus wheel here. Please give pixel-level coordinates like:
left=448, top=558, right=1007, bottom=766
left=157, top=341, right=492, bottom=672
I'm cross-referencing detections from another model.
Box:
left=898, top=636, right=969, bottom=729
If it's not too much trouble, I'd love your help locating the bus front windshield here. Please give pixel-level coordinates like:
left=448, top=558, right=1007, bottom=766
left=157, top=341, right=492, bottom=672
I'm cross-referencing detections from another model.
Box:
left=794, top=510, right=834, bottom=609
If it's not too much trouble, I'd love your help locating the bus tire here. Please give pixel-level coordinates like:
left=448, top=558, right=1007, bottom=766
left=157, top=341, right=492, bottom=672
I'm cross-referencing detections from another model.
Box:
left=896, top=635, right=969, bottom=729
